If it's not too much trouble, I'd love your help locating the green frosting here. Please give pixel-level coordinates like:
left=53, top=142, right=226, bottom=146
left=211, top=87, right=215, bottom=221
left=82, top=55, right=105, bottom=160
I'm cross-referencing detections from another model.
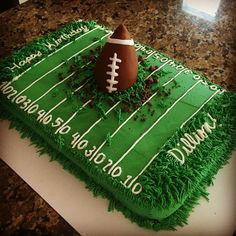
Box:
left=0, top=20, right=235, bottom=231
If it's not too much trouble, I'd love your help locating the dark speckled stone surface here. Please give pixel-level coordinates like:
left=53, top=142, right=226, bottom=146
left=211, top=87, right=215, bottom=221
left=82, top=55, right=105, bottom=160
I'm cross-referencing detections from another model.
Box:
left=0, top=160, right=80, bottom=236
left=0, top=0, right=235, bottom=234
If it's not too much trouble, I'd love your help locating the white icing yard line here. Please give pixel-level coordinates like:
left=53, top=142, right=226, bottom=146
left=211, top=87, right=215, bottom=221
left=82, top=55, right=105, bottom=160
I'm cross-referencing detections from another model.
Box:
left=109, top=80, right=201, bottom=171
left=81, top=99, right=92, bottom=108
left=72, top=63, right=92, bottom=93
left=162, top=68, right=186, bottom=87
left=67, top=33, right=110, bottom=61
left=180, top=89, right=219, bottom=128
left=54, top=99, right=92, bottom=134
left=73, top=83, right=88, bottom=93
left=12, top=33, right=109, bottom=103
left=127, top=148, right=162, bottom=188
left=77, top=101, right=121, bottom=143
left=44, top=97, right=68, bottom=117
left=30, top=72, right=75, bottom=107
left=11, top=26, right=100, bottom=82
left=12, top=61, right=65, bottom=102
left=145, top=60, right=171, bottom=80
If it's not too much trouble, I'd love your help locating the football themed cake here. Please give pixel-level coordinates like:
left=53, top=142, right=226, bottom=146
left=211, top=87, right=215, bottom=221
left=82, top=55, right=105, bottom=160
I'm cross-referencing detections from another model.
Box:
left=0, top=20, right=235, bottom=231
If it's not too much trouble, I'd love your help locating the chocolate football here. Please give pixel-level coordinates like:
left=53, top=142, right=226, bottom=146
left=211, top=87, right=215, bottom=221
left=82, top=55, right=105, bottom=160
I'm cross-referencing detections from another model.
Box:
left=95, top=24, right=138, bottom=93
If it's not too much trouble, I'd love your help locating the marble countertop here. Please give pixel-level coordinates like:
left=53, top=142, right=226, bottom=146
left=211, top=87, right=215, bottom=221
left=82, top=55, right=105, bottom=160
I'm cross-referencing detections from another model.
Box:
left=0, top=0, right=235, bottom=235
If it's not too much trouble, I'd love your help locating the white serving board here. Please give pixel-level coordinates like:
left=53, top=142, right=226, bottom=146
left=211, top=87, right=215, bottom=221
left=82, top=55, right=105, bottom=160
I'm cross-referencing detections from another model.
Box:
left=0, top=120, right=235, bottom=236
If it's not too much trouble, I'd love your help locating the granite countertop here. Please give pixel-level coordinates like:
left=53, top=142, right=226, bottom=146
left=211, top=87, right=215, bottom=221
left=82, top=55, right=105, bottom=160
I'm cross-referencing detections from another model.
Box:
left=0, top=0, right=235, bottom=235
